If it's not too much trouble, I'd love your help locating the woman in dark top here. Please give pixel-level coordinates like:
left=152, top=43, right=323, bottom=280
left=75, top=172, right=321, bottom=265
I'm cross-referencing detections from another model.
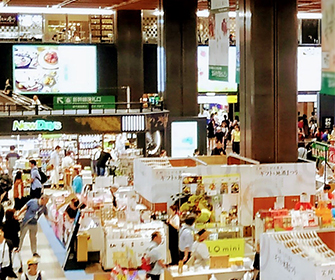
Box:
left=3, top=79, right=12, bottom=97
left=3, top=209, right=20, bottom=248
left=207, top=114, right=216, bottom=152
left=253, top=242, right=260, bottom=280
left=65, top=198, right=79, bottom=221
left=166, top=205, right=180, bottom=265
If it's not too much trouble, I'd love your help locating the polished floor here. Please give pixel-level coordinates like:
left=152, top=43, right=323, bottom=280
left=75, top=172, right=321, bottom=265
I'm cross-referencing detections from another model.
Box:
left=19, top=223, right=67, bottom=280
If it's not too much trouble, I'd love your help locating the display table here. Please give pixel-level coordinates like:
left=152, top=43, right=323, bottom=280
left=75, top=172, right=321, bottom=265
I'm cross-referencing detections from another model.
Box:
left=165, top=266, right=250, bottom=280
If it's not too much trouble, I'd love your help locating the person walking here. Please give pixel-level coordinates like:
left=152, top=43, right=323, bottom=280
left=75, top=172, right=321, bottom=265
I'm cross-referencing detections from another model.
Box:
left=211, top=141, right=226, bottom=156
left=17, top=195, right=53, bottom=257
left=49, top=146, right=61, bottom=189
left=0, top=225, right=17, bottom=280
left=20, top=258, right=46, bottom=280
left=231, top=125, right=241, bottom=154
left=29, top=160, right=42, bottom=199
left=3, top=209, right=20, bottom=248
left=147, top=231, right=166, bottom=280
left=96, top=148, right=112, bottom=176
left=13, top=170, right=24, bottom=210
left=6, top=145, right=19, bottom=179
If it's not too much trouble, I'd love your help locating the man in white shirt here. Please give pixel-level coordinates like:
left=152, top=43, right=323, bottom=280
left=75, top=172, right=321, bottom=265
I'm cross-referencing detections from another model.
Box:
left=179, top=215, right=196, bottom=263
left=49, top=146, right=61, bottom=189
left=192, top=229, right=210, bottom=268
left=62, top=151, right=74, bottom=190
left=147, top=231, right=166, bottom=280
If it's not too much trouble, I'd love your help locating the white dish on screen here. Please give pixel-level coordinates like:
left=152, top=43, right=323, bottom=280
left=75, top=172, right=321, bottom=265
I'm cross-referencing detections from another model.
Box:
left=38, top=49, right=59, bottom=69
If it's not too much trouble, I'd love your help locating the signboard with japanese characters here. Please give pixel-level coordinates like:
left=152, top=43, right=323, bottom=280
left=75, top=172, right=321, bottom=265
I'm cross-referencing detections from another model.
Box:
left=53, top=95, right=115, bottom=110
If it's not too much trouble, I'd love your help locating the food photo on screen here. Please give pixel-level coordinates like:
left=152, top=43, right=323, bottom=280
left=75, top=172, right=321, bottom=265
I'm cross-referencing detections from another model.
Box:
left=13, top=45, right=97, bottom=94
left=13, top=45, right=59, bottom=93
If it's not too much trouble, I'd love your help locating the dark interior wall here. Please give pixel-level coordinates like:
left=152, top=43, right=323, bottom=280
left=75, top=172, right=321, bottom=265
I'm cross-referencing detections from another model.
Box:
left=0, top=44, right=13, bottom=91
left=0, top=43, right=158, bottom=106
left=143, top=44, right=158, bottom=93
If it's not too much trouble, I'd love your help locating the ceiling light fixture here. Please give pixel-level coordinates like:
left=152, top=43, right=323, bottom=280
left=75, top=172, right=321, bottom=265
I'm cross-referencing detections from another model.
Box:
left=197, top=9, right=321, bottom=19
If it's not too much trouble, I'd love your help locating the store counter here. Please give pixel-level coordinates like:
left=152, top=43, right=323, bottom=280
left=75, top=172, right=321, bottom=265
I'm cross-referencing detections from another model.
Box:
left=165, top=266, right=250, bottom=280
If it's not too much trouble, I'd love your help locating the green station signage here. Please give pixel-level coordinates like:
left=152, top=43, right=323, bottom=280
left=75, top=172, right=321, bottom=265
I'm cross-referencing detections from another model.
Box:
left=312, top=142, right=329, bottom=161
left=53, top=96, right=115, bottom=110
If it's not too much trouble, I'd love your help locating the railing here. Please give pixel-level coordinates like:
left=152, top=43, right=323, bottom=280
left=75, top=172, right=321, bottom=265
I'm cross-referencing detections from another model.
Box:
left=0, top=100, right=164, bottom=116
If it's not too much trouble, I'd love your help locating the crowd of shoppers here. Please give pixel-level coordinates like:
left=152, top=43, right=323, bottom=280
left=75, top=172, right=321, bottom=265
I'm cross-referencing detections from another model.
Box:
left=0, top=143, right=86, bottom=279
left=207, top=113, right=240, bottom=155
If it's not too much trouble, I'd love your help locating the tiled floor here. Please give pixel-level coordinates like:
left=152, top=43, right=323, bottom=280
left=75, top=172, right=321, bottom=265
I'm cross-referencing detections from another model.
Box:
left=19, top=224, right=67, bottom=280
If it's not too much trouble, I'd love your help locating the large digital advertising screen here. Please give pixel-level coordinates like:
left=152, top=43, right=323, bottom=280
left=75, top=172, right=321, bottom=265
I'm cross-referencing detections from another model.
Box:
left=13, top=45, right=97, bottom=94
left=198, top=46, right=321, bottom=93
left=198, top=46, right=237, bottom=93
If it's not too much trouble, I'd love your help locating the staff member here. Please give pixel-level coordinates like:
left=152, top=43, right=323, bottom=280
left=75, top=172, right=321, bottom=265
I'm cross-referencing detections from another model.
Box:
left=166, top=205, right=180, bottom=265
left=191, top=229, right=210, bottom=268
left=50, top=146, right=61, bottom=189
left=179, top=214, right=196, bottom=263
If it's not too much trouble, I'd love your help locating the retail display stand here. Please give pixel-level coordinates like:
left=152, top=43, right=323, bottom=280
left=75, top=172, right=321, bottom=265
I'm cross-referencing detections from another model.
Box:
left=261, top=231, right=335, bottom=280
left=165, top=265, right=250, bottom=280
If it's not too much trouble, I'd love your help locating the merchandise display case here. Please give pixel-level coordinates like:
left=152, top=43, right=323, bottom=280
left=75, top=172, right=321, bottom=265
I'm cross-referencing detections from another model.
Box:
left=261, top=231, right=335, bottom=280
left=101, top=221, right=167, bottom=270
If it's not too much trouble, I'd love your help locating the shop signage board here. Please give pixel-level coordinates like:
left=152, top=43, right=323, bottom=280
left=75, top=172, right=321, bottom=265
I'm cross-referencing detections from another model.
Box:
left=2, top=115, right=121, bottom=135
left=205, top=238, right=244, bottom=258
left=311, top=142, right=329, bottom=160
left=321, top=0, right=335, bottom=95
left=0, top=14, right=17, bottom=26
left=53, top=96, right=115, bottom=110
left=12, top=119, right=62, bottom=132
left=209, top=0, right=230, bottom=81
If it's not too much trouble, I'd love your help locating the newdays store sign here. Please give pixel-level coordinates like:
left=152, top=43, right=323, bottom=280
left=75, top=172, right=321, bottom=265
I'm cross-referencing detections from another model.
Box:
left=12, top=120, right=62, bottom=132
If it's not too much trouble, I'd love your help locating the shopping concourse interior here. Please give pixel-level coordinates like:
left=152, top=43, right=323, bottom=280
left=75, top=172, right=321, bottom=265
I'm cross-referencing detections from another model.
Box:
left=0, top=0, right=333, bottom=280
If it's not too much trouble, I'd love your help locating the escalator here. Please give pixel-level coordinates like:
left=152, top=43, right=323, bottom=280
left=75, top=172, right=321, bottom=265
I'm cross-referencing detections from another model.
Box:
left=0, top=91, right=51, bottom=113
left=12, top=93, right=52, bottom=111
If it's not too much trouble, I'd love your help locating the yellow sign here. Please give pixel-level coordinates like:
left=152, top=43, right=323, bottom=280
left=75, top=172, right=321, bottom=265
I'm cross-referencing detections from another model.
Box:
left=227, top=95, right=238, bottom=103
left=205, top=238, right=244, bottom=258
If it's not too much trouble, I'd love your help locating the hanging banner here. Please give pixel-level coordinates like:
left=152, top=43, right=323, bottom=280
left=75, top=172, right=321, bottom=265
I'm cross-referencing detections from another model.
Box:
left=321, top=0, right=335, bottom=95
left=209, top=0, right=230, bottom=81
left=235, top=2, right=240, bottom=84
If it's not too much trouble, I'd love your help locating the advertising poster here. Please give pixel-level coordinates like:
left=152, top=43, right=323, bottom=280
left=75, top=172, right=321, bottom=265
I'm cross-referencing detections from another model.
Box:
left=321, top=0, right=335, bottom=95
left=209, top=0, right=230, bottom=81
left=198, top=46, right=237, bottom=92
left=13, top=45, right=97, bottom=94
left=171, top=121, right=198, bottom=157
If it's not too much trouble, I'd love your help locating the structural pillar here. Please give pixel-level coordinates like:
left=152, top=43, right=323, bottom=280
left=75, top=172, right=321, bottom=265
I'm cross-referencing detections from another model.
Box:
left=239, top=0, right=298, bottom=162
left=162, top=0, right=198, bottom=117
left=116, top=10, right=143, bottom=102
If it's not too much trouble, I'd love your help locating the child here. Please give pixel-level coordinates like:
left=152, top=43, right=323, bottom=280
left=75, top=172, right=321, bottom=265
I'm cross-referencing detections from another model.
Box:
left=13, top=171, right=24, bottom=210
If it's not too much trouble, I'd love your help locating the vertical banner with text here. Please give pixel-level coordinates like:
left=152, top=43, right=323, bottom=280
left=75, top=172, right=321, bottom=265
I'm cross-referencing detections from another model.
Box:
left=321, top=0, right=335, bottom=95
left=209, top=0, right=230, bottom=81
